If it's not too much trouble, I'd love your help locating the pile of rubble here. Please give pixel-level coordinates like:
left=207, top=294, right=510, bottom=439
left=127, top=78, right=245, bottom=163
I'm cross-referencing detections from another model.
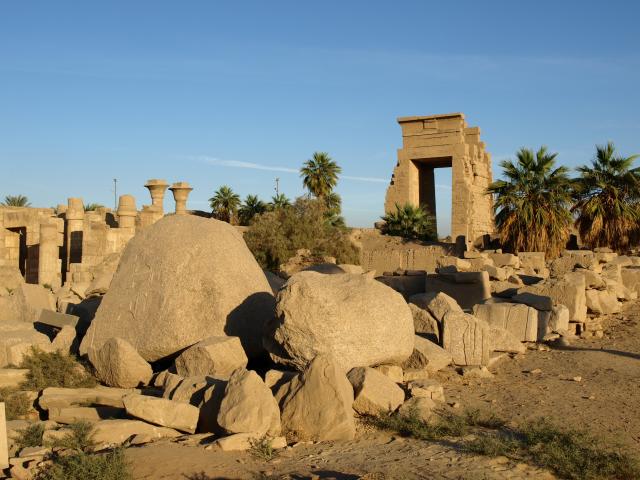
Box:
left=1, top=215, right=639, bottom=478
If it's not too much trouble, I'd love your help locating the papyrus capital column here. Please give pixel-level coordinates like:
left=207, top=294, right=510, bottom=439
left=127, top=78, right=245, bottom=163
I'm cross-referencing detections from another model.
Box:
left=169, top=182, right=193, bottom=215
left=144, top=179, right=169, bottom=212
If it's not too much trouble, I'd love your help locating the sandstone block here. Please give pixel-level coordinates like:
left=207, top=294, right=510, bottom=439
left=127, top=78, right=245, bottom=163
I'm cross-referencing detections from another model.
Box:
left=0, top=369, right=29, bottom=388
left=38, top=386, right=139, bottom=411
left=411, top=291, right=463, bottom=323
left=424, top=271, right=491, bottom=310
left=549, top=305, right=570, bottom=333
left=217, top=369, right=281, bottom=437
left=487, top=325, right=526, bottom=354
left=88, top=337, right=152, bottom=388
left=91, top=419, right=180, bottom=446
left=279, top=355, right=355, bottom=442
left=0, top=322, right=51, bottom=367
left=373, top=365, right=403, bottom=383
left=621, top=267, right=640, bottom=295
left=585, top=289, right=621, bottom=315
left=442, top=312, right=490, bottom=366
left=174, top=336, right=248, bottom=379
left=401, top=335, right=452, bottom=372
left=123, top=394, right=199, bottom=433
left=398, top=397, right=436, bottom=422
left=48, top=406, right=123, bottom=424
left=407, top=304, right=440, bottom=341
left=265, top=272, right=414, bottom=371
left=407, top=379, right=445, bottom=402
left=473, top=303, right=539, bottom=342
left=347, top=367, right=405, bottom=415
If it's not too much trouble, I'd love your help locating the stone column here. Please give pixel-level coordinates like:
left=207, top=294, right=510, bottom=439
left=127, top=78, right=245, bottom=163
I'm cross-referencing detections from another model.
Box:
left=117, top=195, right=137, bottom=232
left=38, top=221, right=61, bottom=288
left=169, top=182, right=193, bottom=215
left=66, top=197, right=85, bottom=270
left=0, top=402, right=8, bottom=470
left=144, top=179, right=169, bottom=213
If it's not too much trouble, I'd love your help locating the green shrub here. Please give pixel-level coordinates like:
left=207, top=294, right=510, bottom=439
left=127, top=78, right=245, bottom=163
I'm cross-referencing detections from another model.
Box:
left=0, top=387, right=31, bottom=420
left=49, top=421, right=95, bottom=451
left=34, top=448, right=131, bottom=480
left=381, top=203, right=436, bottom=241
left=20, top=348, right=96, bottom=390
left=15, top=423, right=45, bottom=449
left=249, top=435, right=277, bottom=461
left=244, top=197, right=360, bottom=271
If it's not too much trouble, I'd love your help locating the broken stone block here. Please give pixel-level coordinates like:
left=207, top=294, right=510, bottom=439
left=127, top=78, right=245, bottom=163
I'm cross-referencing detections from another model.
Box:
left=48, top=406, right=123, bottom=424
left=517, top=252, right=546, bottom=273
left=174, top=336, right=248, bottom=379
left=123, top=394, right=199, bottom=433
left=511, top=292, right=553, bottom=311
left=401, top=335, right=452, bottom=372
left=50, top=325, right=77, bottom=353
left=442, top=312, right=490, bottom=366
left=488, top=253, right=520, bottom=268
left=424, top=271, right=491, bottom=310
left=91, top=419, right=181, bottom=446
left=548, top=305, right=570, bottom=333
left=407, top=304, right=440, bottom=341
left=88, top=337, right=152, bottom=388
left=482, top=264, right=508, bottom=281
left=411, top=291, right=463, bottom=323
left=0, top=369, right=29, bottom=388
left=373, top=365, right=403, bottom=383
left=279, top=355, right=355, bottom=442
left=398, top=397, right=435, bottom=422
left=488, top=326, right=526, bottom=354
left=621, top=267, right=640, bottom=295
left=436, top=256, right=471, bottom=271
left=347, top=367, right=405, bottom=415
left=36, top=309, right=79, bottom=329
left=473, top=303, right=539, bottom=342
left=406, top=379, right=445, bottom=402
left=0, top=322, right=52, bottom=367
left=38, top=386, right=140, bottom=411
left=217, top=369, right=281, bottom=437
left=585, top=289, right=621, bottom=315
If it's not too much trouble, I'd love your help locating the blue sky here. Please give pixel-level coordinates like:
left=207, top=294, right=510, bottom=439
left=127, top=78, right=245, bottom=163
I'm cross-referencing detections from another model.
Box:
left=1, top=1, right=639, bottom=234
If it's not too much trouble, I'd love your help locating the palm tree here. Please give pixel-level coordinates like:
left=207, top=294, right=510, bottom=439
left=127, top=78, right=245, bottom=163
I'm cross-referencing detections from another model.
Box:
left=84, top=203, right=104, bottom=211
left=300, top=152, right=342, bottom=198
left=269, top=193, right=291, bottom=210
left=209, top=185, right=241, bottom=223
left=487, top=147, right=572, bottom=258
left=572, top=142, right=640, bottom=251
left=381, top=203, right=436, bottom=241
left=238, top=194, right=267, bottom=225
left=2, top=195, right=30, bottom=207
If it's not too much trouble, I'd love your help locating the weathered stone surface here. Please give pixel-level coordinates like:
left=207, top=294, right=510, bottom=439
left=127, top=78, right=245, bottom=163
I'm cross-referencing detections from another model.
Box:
left=407, top=379, right=445, bottom=402
left=347, top=367, right=404, bottom=415
left=442, top=312, right=490, bottom=366
left=51, top=325, right=77, bottom=353
left=263, top=270, right=286, bottom=295
left=511, top=292, right=553, bottom=311
left=0, top=321, right=51, bottom=368
left=585, top=289, right=621, bottom=314
left=473, top=303, right=539, bottom=342
left=482, top=264, right=508, bottom=281
left=217, top=369, right=281, bottom=437
left=279, top=355, right=355, bottom=442
left=80, top=215, right=275, bottom=361
left=412, top=292, right=463, bottom=323
left=488, top=325, right=526, bottom=354
left=548, top=305, right=570, bottom=333
left=38, top=386, right=139, bottom=411
left=123, top=394, right=199, bottom=433
left=88, top=338, right=152, bottom=388
left=211, top=433, right=287, bottom=452
left=518, top=275, right=587, bottom=322
left=91, top=419, right=180, bottom=445
left=174, top=336, right=248, bottom=379
left=0, top=369, right=29, bottom=388
left=398, top=396, right=435, bottom=422
left=0, top=402, right=7, bottom=470
left=373, top=365, right=404, bottom=383
left=402, top=335, right=452, bottom=372
left=48, top=406, right=124, bottom=424
left=265, top=272, right=414, bottom=371
left=573, top=269, right=605, bottom=289
left=517, top=252, right=546, bottom=273
left=621, top=267, right=640, bottom=295
left=436, top=256, right=471, bottom=271
left=37, top=310, right=78, bottom=329
left=489, top=253, right=520, bottom=268
left=407, top=304, right=440, bottom=341
left=264, top=369, right=297, bottom=392
left=424, top=271, right=491, bottom=310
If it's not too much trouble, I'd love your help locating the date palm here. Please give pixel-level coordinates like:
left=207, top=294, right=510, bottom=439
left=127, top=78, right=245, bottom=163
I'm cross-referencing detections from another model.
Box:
left=238, top=194, right=267, bottom=225
left=572, top=142, right=640, bottom=251
left=269, top=193, right=291, bottom=210
left=487, top=147, right=572, bottom=258
left=381, top=203, right=436, bottom=241
left=2, top=195, right=30, bottom=207
left=300, top=152, right=341, bottom=199
left=209, top=185, right=241, bottom=223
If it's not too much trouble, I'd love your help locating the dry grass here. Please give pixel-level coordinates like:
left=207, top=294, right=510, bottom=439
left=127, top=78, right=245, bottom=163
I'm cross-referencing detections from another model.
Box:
left=15, top=423, right=45, bottom=449
left=20, top=347, right=96, bottom=390
left=0, top=386, right=31, bottom=420
left=248, top=435, right=278, bottom=461
left=34, top=448, right=131, bottom=480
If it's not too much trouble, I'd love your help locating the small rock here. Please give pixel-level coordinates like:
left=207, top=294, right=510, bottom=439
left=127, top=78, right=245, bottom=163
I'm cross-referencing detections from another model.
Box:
left=572, top=376, right=582, bottom=382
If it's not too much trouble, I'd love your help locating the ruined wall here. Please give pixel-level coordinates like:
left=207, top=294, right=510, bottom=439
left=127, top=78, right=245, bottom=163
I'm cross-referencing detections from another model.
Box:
left=384, top=113, right=494, bottom=247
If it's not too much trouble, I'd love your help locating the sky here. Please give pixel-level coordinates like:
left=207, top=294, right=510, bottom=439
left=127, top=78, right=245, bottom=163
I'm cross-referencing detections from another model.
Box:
left=1, top=1, right=639, bottom=234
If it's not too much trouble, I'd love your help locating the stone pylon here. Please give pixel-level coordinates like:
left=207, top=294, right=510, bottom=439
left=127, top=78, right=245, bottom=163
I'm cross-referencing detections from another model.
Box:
left=38, top=221, right=61, bottom=288
left=169, top=182, right=193, bottom=215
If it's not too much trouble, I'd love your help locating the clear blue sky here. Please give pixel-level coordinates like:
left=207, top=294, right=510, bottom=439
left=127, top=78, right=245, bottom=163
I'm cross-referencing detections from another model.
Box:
left=2, top=1, right=639, bottom=234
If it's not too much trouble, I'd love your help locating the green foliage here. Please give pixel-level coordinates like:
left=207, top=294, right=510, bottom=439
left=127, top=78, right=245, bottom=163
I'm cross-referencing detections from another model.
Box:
left=50, top=421, right=96, bottom=451
left=83, top=203, right=104, bottom=212
left=15, top=423, right=45, bottom=449
left=488, top=147, right=573, bottom=258
left=269, top=193, right=291, bottom=210
left=20, top=348, right=96, bottom=390
left=2, top=195, right=31, bottom=207
left=209, top=185, right=241, bottom=223
left=381, top=203, right=437, bottom=241
left=572, top=142, right=640, bottom=251
left=300, top=152, right=342, bottom=198
left=466, top=419, right=640, bottom=480
left=35, top=448, right=131, bottom=480
left=244, top=197, right=360, bottom=271
left=0, top=387, right=31, bottom=420
left=238, top=194, right=267, bottom=226
left=248, top=435, right=278, bottom=461
left=366, top=409, right=469, bottom=441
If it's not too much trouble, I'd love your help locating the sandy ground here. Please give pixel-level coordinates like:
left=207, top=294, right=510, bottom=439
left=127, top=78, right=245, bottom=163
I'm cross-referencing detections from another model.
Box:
left=127, top=301, right=640, bottom=479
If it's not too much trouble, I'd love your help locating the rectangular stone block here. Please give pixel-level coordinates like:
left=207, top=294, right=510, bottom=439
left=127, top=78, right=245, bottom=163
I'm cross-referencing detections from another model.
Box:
left=37, top=309, right=79, bottom=329
left=473, top=303, right=538, bottom=342
left=0, top=368, right=29, bottom=388
left=425, top=271, right=490, bottom=310
left=442, top=312, right=490, bottom=366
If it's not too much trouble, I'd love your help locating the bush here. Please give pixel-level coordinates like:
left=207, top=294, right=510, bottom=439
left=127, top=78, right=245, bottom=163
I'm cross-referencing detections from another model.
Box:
left=49, top=421, right=95, bottom=451
left=381, top=203, right=436, bottom=241
left=249, top=435, right=277, bottom=461
left=0, top=387, right=31, bottom=420
left=244, top=197, right=360, bottom=271
left=20, top=348, right=96, bottom=390
left=15, top=423, right=45, bottom=449
left=34, top=448, right=131, bottom=480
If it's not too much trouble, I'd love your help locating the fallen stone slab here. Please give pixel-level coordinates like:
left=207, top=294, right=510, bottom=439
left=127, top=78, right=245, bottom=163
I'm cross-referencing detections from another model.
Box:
left=424, top=271, right=491, bottom=310
left=511, top=292, right=553, bottom=311
left=398, top=396, right=435, bottom=422
left=0, top=321, right=52, bottom=368
left=372, top=365, right=403, bottom=384
left=406, top=379, right=445, bottom=402
left=88, top=337, right=153, bottom=388
left=123, top=394, right=199, bottom=434
left=442, top=312, right=490, bottom=366
left=48, top=406, right=124, bottom=424
left=174, top=336, right=248, bottom=379
left=347, top=367, right=405, bottom=415
left=211, top=433, right=287, bottom=452
left=488, top=325, right=526, bottom=354
left=0, top=369, right=29, bottom=388
left=36, top=309, right=79, bottom=329
left=410, top=291, right=462, bottom=323
left=38, top=386, right=140, bottom=411
left=473, top=303, right=539, bottom=342
left=407, top=304, right=440, bottom=341
left=91, top=419, right=181, bottom=446
left=402, top=335, right=452, bottom=373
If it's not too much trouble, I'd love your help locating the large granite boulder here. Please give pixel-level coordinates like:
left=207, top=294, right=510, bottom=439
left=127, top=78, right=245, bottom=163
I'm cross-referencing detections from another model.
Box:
left=88, top=337, right=152, bottom=388
left=264, top=272, right=414, bottom=371
left=80, top=216, right=275, bottom=361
